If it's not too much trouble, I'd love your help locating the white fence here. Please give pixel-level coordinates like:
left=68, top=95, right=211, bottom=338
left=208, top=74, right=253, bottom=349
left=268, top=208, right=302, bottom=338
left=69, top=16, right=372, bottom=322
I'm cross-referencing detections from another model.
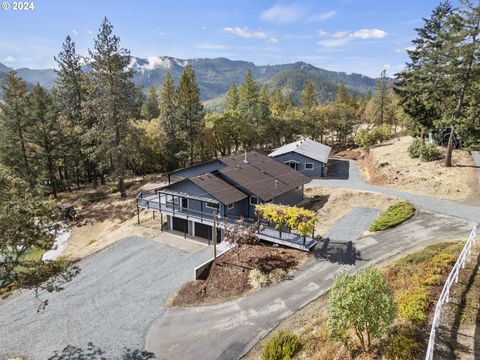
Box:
left=425, top=224, right=478, bottom=360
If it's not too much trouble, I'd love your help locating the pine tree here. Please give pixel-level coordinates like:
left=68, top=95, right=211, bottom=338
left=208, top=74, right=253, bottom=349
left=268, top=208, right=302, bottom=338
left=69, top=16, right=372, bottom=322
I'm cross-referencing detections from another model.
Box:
left=301, top=81, right=317, bottom=109
left=159, top=73, right=181, bottom=171
left=87, top=18, right=140, bottom=197
left=0, top=71, right=35, bottom=187
left=335, top=83, right=348, bottom=104
left=141, top=86, right=160, bottom=120
left=175, top=64, right=204, bottom=165
left=28, top=85, right=62, bottom=198
left=238, top=70, right=259, bottom=126
left=225, top=82, right=239, bottom=114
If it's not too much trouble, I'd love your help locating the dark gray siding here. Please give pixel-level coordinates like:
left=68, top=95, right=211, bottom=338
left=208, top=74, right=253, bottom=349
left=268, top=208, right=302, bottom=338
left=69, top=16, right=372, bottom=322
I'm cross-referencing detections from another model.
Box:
left=272, top=186, right=304, bottom=205
left=272, top=152, right=325, bottom=177
left=166, top=180, right=224, bottom=215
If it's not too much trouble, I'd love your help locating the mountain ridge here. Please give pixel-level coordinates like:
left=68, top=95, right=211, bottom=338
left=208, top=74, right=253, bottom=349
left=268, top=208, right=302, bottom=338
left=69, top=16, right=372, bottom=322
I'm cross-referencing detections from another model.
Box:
left=0, top=56, right=379, bottom=110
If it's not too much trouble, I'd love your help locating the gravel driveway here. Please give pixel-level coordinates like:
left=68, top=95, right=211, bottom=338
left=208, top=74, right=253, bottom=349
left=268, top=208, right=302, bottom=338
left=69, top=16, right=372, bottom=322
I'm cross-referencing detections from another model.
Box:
left=0, top=237, right=211, bottom=359
left=326, top=207, right=380, bottom=241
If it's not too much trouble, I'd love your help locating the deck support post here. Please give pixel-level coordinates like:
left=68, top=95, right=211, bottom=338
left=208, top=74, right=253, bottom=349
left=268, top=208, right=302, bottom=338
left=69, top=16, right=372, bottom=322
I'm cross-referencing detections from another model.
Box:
left=137, top=206, right=140, bottom=225
left=161, top=213, right=163, bottom=232
left=213, top=211, right=217, bottom=260
left=153, top=211, right=155, bottom=220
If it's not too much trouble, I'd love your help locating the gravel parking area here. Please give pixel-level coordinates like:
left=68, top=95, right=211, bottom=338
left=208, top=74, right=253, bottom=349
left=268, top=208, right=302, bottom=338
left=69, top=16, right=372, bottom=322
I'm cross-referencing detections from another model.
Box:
left=326, top=207, right=380, bottom=241
left=0, top=237, right=211, bottom=359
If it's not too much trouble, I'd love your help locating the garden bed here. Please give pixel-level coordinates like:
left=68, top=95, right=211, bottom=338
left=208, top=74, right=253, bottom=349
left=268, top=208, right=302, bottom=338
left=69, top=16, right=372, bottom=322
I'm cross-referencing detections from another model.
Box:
left=171, top=244, right=310, bottom=307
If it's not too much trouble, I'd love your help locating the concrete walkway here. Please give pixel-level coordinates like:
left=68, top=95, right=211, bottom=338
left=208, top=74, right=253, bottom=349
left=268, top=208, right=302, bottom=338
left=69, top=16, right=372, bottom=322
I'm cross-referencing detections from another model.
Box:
left=146, top=210, right=474, bottom=359
left=312, top=158, right=480, bottom=223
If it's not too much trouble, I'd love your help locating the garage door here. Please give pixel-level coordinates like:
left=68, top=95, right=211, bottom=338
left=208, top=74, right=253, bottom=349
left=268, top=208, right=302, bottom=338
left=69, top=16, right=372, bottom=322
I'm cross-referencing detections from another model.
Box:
left=172, top=217, right=188, bottom=233
left=194, top=222, right=212, bottom=240
left=194, top=223, right=221, bottom=243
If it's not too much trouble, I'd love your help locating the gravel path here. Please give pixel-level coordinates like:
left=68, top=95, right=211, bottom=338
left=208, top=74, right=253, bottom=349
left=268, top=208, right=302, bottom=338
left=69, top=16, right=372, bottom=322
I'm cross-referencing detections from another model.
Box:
left=0, top=237, right=211, bottom=359
left=326, top=207, right=380, bottom=241
left=314, top=159, right=480, bottom=222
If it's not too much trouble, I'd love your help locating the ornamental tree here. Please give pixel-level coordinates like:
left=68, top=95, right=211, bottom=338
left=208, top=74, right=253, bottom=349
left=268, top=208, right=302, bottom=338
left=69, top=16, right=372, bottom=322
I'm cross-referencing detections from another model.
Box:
left=255, top=203, right=317, bottom=237
left=327, top=266, right=396, bottom=352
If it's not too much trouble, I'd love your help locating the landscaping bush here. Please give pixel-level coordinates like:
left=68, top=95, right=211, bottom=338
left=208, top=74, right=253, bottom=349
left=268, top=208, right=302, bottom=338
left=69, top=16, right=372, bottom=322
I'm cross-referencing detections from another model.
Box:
left=262, top=330, right=302, bottom=360
left=269, top=268, right=287, bottom=283
left=419, top=143, right=440, bottom=161
left=397, top=287, right=429, bottom=324
left=369, top=201, right=416, bottom=232
left=249, top=269, right=269, bottom=289
left=384, top=326, right=419, bottom=360
left=407, top=138, right=423, bottom=158
left=355, top=126, right=392, bottom=149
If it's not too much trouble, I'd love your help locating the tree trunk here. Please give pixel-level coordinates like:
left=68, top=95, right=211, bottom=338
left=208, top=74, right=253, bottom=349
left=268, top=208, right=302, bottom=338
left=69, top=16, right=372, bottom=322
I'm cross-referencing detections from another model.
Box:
left=118, top=177, right=126, bottom=198
left=445, top=125, right=455, bottom=167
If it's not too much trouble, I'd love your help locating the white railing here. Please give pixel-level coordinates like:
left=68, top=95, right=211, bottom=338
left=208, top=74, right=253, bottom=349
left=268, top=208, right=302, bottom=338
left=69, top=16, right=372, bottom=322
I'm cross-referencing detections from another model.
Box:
left=425, top=224, right=478, bottom=360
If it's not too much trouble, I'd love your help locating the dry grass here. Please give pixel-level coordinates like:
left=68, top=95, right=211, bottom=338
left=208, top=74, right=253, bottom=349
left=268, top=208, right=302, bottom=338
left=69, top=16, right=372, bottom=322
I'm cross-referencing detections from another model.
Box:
left=364, top=136, right=477, bottom=201
left=303, top=187, right=399, bottom=236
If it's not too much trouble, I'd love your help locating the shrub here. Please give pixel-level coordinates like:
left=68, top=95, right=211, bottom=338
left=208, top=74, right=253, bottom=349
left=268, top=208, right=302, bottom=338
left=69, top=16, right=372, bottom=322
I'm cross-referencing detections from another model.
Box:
left=397, top=287, right=428, bottom=324
left=249, top=269, right=269, bottom=289
left=269, top=268, right=287, bottom=283
left=422, top=274, right=442, bottom=286
left=262, top=330, right=302, bottom=360
left=419, top=143, right=440, bottom=161
left=407, top=139, right=423, bottom=158
left=355, top=129, right=376, bottom=149
left=384, top=327, right=419, bottom=360
left=369, top=201, right=416, bottom=232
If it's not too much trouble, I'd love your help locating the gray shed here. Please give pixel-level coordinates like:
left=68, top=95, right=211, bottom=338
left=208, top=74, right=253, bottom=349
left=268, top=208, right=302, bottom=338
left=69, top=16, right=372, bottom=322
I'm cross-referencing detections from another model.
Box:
left=269, top=139, right=332, bottom=177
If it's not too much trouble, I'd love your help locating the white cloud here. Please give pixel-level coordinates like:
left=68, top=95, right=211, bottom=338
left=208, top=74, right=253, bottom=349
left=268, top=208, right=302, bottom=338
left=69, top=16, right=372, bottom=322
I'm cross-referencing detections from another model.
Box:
left=307, top=10, right=337, bottom=22
left=72, top=29, right=78, bottom=36
left=260, top=3, right=305, bottom=24
left=350, top=28, right=387, bottom=39
left=223, top=27, right=278, bottom=43
left=317, top=30, right=329, bottom=37
left=318, top=28, right=387, bottom=47
left=4, top=55, right=15, bottom=63
left=195, top=42, right=226, bottom=49
left=87, top=30, right=93, bottom=35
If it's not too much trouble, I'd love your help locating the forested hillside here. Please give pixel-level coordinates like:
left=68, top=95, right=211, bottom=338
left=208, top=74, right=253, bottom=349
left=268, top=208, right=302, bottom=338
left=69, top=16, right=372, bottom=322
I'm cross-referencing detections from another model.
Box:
left=0, top=56, right=378, bottom=106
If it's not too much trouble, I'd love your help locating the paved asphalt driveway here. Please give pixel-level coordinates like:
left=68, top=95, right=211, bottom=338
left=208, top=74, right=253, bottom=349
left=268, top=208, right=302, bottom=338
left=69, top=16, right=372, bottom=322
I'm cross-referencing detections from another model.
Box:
left=0, top=237, right=211, bottom=359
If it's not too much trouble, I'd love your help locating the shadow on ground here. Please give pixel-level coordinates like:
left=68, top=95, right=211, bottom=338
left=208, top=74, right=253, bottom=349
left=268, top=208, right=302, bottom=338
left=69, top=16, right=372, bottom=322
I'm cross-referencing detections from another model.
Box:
left=48, top=342, right=156, bottom=360
left=326, top=159, right=350, bottom=180
left=313, top=238, right=362, bottom=265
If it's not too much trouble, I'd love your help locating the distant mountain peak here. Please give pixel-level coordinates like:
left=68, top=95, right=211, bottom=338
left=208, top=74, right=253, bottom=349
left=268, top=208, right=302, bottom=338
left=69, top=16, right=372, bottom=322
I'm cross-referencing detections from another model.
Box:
left=128, top=56, right=188, bottom=72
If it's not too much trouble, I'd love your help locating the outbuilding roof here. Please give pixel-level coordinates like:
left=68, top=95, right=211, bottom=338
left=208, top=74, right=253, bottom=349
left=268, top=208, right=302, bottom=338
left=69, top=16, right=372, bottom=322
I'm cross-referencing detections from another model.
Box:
left=269, top=139, right=332, bottom=164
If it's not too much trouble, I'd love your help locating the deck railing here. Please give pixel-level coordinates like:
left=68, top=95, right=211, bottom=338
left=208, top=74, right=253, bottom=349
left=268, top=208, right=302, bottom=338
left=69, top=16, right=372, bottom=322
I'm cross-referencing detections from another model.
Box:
left=425, top=224, right=478, bottom=360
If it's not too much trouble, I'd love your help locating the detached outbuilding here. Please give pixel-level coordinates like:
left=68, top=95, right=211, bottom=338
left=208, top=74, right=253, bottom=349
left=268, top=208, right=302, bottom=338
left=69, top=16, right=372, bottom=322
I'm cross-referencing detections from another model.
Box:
left=269, top=139, right=331, bottom=177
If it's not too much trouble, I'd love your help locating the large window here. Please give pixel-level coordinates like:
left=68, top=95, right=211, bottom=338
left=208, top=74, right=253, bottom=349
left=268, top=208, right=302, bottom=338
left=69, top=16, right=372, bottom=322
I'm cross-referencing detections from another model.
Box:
left=205, top=202, right=219, bottom=210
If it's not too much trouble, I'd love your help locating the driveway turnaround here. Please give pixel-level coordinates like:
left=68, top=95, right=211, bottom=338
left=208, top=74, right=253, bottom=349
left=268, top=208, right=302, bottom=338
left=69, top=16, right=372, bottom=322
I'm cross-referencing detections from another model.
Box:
left=313, top=158, right=480, bottom=222
left=0, top=237, right=211, bottom=359
left=146, top=210, right=474, bottom=359
left=326, top=207, right=380, bottom=241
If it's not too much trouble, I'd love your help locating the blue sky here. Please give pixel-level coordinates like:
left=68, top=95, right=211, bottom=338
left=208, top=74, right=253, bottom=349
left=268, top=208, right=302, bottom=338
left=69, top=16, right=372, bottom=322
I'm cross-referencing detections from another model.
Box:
left=0, top=0, right=447, bottom=77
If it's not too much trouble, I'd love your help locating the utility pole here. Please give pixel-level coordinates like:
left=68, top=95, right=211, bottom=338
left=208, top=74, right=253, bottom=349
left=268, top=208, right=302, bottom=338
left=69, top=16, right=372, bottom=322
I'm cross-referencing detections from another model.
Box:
left=213, top=210, right=217, bottom=260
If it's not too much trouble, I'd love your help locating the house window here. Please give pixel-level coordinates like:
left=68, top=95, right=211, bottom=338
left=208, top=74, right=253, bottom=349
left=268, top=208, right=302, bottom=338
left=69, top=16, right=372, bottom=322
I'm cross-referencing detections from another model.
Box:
left=205, top=202, right=219, bottom=210
left=250, top=196, right=258, bottom=205
left=284, top=161, right=299, bottom=170
left=227, top=203, right=234, bottom=210
left=305, top=162, right=314, bottom=170
left=181, top=198, right=188, bottom=209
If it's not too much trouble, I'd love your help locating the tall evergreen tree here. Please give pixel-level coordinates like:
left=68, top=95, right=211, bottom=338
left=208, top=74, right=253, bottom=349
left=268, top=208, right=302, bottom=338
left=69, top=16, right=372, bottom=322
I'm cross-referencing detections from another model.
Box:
left=28, top=85, right=62, bottom=198
left=301, top=81, right=318, bottom=109
left=238, top=70, right=259, bottom=126
left=141, top=86, right=160, bottom=120
left=0, top=72, right=34, bottom=187
left=225, top=82, right=239, bottom=114
left=159, top=73, right=181, bottom=171
left=87, top=17, right=139, bottom=197
left=175, top=64, right=204, bottom=165
left=335, top=83, right=349, bottom=104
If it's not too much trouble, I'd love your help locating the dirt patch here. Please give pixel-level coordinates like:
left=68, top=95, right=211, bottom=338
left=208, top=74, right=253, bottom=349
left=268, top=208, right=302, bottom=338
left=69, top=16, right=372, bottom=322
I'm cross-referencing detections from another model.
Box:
left=171, top=244, right=311, bottom=307
left=362, top=136, right=477, bottom=201
left=304, top=187, right=399, bottom=236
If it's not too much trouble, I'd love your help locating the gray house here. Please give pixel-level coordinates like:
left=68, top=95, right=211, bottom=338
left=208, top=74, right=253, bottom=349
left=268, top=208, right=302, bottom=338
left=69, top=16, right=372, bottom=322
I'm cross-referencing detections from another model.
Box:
left=269, top=139, right=332, bottom=177
left=136, top=151, right=315, bottom=250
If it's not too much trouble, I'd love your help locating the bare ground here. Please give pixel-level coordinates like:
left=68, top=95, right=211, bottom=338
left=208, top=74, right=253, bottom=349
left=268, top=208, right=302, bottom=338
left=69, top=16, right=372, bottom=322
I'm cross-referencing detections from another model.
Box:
left=171, top=244, right=311, bottom=307
left=303, top=187, right=399, bottom=236
left=349, top=136, right=477, bottom=202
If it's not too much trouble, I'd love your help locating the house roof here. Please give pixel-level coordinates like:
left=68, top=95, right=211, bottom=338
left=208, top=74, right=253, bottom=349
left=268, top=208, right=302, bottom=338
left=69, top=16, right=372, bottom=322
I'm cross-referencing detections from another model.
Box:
left=190, top=173, right=248, bottom=205
left=217, top=151, right=310, bottom=201
left=269, top=139, right=332, bottom=164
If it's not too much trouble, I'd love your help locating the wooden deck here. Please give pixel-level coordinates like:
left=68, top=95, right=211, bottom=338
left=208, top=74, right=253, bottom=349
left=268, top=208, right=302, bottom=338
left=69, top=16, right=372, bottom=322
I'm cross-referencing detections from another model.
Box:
left=257, top=228, right=317, bottom=251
